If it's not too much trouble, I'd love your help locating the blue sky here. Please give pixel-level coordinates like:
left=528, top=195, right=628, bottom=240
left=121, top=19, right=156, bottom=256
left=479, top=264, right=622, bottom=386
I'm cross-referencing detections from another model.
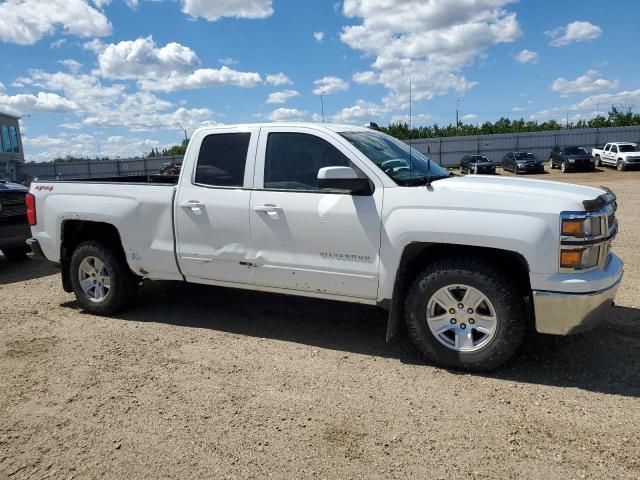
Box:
left=0, top=0, right=638, bottom=161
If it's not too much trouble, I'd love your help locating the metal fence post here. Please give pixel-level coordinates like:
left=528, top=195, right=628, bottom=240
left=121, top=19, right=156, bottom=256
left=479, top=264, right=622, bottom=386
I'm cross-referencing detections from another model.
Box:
left=87, top=160, right=92, bottom=178
left=116, top=159, right=121, bottom=176
left=439, top=137, right=442, bottom=165
left=143, top=156, right=148, bottom=175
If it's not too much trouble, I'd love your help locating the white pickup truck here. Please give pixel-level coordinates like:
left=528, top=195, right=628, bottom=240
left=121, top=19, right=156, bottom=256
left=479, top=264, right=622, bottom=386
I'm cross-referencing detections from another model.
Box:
left=592, top=142, right=640, bottom=171
left=27, top=123, right=623, bottom=371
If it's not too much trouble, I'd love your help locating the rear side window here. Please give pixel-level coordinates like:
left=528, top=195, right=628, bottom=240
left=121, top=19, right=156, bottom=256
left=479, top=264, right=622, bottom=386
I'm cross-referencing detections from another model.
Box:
left=195, top=133, right=251, bottom=187
left=264, top=133, right=351, bottom=190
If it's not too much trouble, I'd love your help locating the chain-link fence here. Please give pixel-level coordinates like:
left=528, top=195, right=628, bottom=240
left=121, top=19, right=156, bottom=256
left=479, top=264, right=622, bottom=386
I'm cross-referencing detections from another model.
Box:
left=16, top=155, right=184, bottom=183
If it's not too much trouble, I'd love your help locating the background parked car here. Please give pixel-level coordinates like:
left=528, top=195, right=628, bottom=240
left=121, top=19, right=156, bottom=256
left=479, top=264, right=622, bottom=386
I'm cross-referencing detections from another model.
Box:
left=502, top=152, right=545, bottom=174
left=460, top=154, right=497, bottom=174
left=0, top=180, right=30, bottom=261
left=549, top=146, right=595, bottom=173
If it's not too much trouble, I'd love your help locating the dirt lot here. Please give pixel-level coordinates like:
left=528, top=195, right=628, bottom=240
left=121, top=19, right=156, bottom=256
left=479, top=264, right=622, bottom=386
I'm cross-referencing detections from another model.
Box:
left=1, top=167, right=639, bottom=479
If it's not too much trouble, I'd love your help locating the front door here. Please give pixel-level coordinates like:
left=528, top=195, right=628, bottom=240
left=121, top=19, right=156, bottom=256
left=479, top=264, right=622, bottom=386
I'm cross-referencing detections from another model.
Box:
left=249, top=127, right=383, bottom=299
left=175, top=127, right=258, bottom=284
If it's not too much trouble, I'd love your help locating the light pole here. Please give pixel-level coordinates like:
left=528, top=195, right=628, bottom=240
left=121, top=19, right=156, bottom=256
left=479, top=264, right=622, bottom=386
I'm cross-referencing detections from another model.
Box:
left=456, top=97, right=460, bottom=132
left=320, top=91, right=325, bottom=123
left=176, top=123, right=188, bottom=143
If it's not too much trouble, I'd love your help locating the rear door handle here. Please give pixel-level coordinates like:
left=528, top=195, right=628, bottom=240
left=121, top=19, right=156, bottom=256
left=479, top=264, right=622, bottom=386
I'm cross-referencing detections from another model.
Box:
left=254, top=204, right=282, bottom=213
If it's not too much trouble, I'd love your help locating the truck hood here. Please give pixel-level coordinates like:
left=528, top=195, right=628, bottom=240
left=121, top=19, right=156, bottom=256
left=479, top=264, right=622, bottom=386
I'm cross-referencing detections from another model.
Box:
left=431, top=175, right=604, bottom=213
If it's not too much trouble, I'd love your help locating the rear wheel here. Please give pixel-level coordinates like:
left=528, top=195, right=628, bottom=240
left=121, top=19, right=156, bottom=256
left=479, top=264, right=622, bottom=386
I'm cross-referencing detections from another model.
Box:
left=404, top=258, right=527, bottom=371
left=69, top=241, right=138, bottom=314
left=1, top=246, right=30, bottom=261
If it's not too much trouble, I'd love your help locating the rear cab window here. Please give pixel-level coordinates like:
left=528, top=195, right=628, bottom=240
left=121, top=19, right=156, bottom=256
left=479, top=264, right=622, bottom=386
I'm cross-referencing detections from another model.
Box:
left=194, top=132, right=251, bottom=187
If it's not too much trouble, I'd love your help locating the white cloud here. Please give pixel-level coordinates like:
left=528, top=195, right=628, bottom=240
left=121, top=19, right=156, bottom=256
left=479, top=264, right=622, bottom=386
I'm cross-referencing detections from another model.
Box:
left=96, top=36, right=200, bottom=80
left=266, top=73, right=293, bottom=86
left=352, top=71, right=379, bottom=85
left=340, top=0, right=520, bottom=104
left=24, top=132, right=171, bottom=162
left=17, top=69, right=215, bottom=131
left=0, top=92, right=78, bottom=116
left=139, top=66, right=263, bottom=92
left=313, top=31, right=325, bottom=42
left=312, top=76, right=349, bottom=95
left=180, top=0, right=273, bottom=21
left=50, top=38, right=67, bottom=49
left=0, top=82, right=5, bottom=92
left=266, top=108, right=308, bottom=122
left=515, top=49, right=537, bottom=64
left=530, top=88, right=640, bottom=121
left=266, top=90, right=300, bottom=104
left=550, top=70, right=619, bottom=95
left=331, top=99, right=387, bottom=124
left=58, top=59, right=83, bottom=73
left=462, top=113, right=478, bottom=121
left=218, top=57, right=239, bottom=66
left=0, top=0, right=112, bottom=45
left=546, top=21, right=602, bottom=47
left=512, top=106, right=525, bottom=112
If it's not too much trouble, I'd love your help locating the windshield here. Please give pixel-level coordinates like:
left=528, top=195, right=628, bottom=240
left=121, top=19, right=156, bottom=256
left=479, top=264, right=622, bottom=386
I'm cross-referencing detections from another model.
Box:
left=514, top=152, right=536, bottom=160
left=339, top=131, right=450, bottom=185
left=562, top=147, right=588, bottom=155
left=619, top=144, right=639, bottom=152
left=469, top=155, right=489, bottom=163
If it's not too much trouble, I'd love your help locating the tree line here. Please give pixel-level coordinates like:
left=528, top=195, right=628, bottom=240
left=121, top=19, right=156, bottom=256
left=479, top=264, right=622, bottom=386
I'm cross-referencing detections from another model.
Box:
left=380, top=106, right=640, bottom=140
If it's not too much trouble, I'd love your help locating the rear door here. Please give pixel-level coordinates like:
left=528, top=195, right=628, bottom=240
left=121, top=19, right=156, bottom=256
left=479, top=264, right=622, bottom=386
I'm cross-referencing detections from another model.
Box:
left=249, top=126, right=383, bottom=299
left=174, top=127, right=258, bottom=284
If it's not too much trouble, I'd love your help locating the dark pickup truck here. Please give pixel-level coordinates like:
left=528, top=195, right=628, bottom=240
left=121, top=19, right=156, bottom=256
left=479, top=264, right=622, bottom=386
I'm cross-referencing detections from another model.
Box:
left=0, top=180, right=30, bottom=260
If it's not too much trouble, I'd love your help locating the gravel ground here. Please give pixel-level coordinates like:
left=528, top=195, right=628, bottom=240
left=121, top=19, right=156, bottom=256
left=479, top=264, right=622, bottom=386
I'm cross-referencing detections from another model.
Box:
left=1, top=167, right=639, bottom=479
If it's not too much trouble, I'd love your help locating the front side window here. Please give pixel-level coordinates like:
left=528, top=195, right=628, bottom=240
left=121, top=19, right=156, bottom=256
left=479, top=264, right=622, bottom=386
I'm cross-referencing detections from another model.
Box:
left=264, top=132, right=351, bottom=190
left=194, top=132, right=251, bottom=187
left=339, top=130, right=449, bottom=186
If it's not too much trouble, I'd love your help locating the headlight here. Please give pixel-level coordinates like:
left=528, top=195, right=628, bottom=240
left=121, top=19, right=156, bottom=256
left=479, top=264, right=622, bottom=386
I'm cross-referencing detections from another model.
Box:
left=560, top=245, right=601, bottom=269
left=562, top=217, right=602, bottom=238
left=569, top=159, right=575, bottom=163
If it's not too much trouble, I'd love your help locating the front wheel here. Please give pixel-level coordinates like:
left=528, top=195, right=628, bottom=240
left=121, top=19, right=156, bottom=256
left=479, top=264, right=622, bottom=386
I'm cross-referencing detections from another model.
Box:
left=69, top=241, right=138, bottom=314
left=404, top=258, right=527, bottom=371
left=595, top=155, right=602, bottom=167
left=617, top=160, right=627, bottom=172
left=560, top=161, right=568, bottom=173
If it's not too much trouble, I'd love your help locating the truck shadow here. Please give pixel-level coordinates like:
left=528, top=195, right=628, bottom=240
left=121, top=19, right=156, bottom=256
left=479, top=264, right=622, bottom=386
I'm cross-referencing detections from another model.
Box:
left=0, top=256, right=59, bottom=286
left=63, top=280, right=640, bottom=398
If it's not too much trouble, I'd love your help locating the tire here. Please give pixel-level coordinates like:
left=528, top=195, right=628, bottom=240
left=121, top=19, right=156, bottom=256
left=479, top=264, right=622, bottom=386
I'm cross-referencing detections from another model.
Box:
left=617, top=159, right=626, bottom=172
left=404, top=257, right=527, bottom=372
left=560, top=161, right=568, bottom=173
left=1, top=246, right=30, bottom=261
left=549, top=160, right=556, bottom=169
left=595, top=155, right=602, bottom=167
left=69, top=240, right=138, bottom=314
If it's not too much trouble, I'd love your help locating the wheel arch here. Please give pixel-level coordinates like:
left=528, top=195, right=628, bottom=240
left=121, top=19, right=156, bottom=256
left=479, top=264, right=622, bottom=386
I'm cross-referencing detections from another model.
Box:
left=383, top=242, right=532, bottom=342
left=60, top=220, right=129, bottom=292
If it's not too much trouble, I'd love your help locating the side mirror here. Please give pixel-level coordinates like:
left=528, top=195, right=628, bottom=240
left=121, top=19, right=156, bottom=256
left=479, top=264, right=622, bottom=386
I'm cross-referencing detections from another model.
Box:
left=317, top=166, right=373, bottom=195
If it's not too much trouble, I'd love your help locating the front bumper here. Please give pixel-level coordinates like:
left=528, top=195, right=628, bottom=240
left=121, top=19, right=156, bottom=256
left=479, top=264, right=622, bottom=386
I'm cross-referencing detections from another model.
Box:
left=532, top=273, right=623, bottom=335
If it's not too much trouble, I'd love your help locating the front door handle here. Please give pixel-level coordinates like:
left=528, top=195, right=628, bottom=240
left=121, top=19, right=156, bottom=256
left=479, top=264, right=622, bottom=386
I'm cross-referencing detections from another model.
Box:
left=254, top=204, right=282, bottom=214
left=180, top=200, right=205, bottom=211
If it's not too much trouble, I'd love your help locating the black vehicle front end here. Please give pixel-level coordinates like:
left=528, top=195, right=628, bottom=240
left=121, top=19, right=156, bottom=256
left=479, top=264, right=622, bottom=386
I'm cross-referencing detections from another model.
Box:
left=515, top=159, right=544, bottom=174
left=0, top=180, right=31, bottom=260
